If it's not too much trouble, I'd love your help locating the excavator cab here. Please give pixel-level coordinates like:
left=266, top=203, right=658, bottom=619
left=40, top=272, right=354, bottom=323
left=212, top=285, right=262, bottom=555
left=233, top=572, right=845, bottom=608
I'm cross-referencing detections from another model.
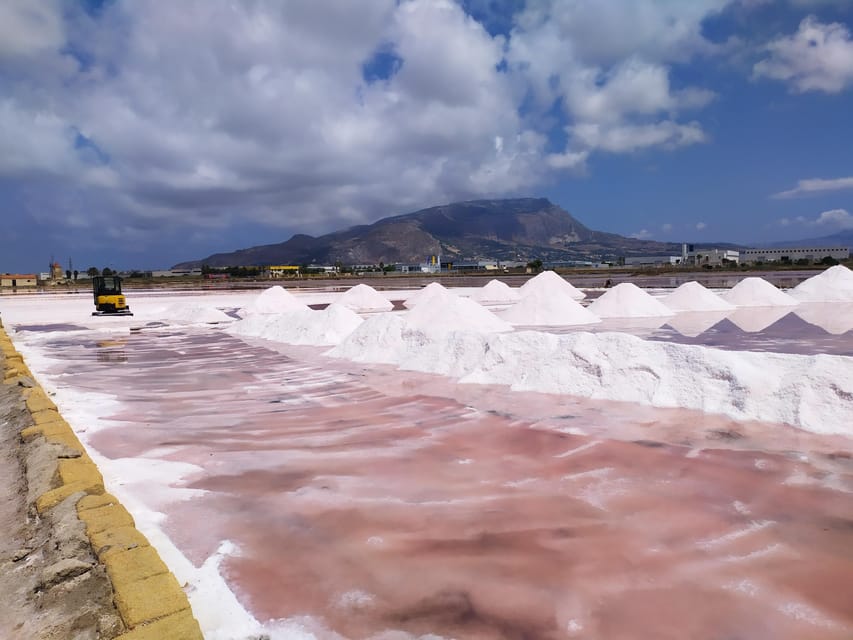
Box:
left=92, top=275, right=132, bottom=316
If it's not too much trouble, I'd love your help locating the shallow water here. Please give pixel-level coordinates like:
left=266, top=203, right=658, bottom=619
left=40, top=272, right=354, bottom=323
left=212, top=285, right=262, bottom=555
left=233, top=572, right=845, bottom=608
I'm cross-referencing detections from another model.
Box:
left=21, top=325, right=853, bottom=640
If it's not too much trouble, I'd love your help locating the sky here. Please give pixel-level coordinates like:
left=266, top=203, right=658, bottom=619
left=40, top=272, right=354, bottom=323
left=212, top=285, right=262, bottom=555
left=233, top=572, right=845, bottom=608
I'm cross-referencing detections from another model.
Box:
left=1, top=0, right=853, bottom=272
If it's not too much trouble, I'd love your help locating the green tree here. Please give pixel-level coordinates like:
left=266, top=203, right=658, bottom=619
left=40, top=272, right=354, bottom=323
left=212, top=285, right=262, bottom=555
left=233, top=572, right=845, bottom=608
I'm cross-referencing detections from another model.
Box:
left=65, top=269, right=71, bottom=280
left=526, top=259, right=543, bottom=273
left=821, top=256, right=839, bottom=266
left=73, top=270, right=79, bottom=280
left=102, top=267, right=113, bottom=276
left=87, top=267, right=99, bottom=277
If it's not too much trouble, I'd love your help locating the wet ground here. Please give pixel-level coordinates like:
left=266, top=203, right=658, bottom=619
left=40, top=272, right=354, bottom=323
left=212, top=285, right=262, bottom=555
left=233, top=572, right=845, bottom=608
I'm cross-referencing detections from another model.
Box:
left=18, top=324, right=853, bottom=640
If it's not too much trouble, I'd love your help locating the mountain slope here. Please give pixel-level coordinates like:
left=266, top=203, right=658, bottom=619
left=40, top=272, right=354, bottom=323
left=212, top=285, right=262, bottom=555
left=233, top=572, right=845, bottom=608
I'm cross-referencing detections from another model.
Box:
left=174, top=198, right=704, bottom=268
left=768, top=229, right=853, bottom=248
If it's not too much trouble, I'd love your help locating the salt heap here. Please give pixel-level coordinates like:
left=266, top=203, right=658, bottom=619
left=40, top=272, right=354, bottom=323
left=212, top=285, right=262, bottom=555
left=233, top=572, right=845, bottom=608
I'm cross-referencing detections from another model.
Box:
left=162, top=303, right=234, bottom=325
left=468, top=279, right=520, bottom=304
left=405, top=293, right=512, bottom=334
left=229, top=303, right=362, bottom=346
left=661, top=281, right=735, bottom=312
left=789, top=265, right=853, bottom=302
left=498, top=287, right=600, bottom=326
left=520, top=270, right=585, bottom=301
left=586, top=283, right=673, bottom=318
left=337, top=283, right=393, bottom=312
left=721, top=277, right=799, bottom=307
left=404, top=282, right=453, bottom=309
left=241, top=285, right=309, bottom=315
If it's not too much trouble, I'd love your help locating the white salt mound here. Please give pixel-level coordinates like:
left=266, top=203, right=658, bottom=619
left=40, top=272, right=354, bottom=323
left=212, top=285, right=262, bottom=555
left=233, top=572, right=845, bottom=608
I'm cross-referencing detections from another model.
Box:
left=498, top=287, right=600, bottom=326
left=661, top=281, right=735, bottom=312
left=586, top=283, right=673, bottom=318
left=789, top=265, right=853, bottom=302
left=326, top=313, right=408, bottom=364
left=229, top=303, right=362, bottom=346
left=337, top=284, right=393, bottom=312
left=163, top=303, right=234, bottom=325
left=469, top=279, right=520, bottom=304
left=404, top=282, right=453, bottom=309
left=242, top=285, right=309, bottom=315
left=406, top=294, right=512, bottom=334
left=520, top=270, right=585, bottom=301
left=721, top=277, right=799, bottom=307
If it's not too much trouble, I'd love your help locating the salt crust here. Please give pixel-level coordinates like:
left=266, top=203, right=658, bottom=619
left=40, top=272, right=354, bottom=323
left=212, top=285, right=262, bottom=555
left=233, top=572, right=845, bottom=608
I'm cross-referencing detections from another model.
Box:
left=587, top=283, right=674, bottom=318
left=789, top=265, right=853, bottom=302
left=520, top=270, right=585, bottom=300
left=498, top=287, right=600, bottom=326
left=328, top=322, right=853, bottom=435
left=229, top=303, right=363, bottom=346
left=241, top=285, right=309, bottom=315
left=661, top=281, right=735, bottom=312
left=337, top=283, right=393, bottom=312
left=721, top=277, right=799, bottom=307
left=404, top=281, right=452, bottom=309
left=468, top=279, right=520, bottom=304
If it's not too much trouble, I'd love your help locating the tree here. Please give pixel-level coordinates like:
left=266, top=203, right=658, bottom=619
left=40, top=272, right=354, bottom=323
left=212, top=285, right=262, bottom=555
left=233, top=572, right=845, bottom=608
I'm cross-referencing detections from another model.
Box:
left=821, top=256, right=839, bottom=266
left=87, top=267, right=99, bottom=277
left=526, top=259, right=543, bottom=273
left=379, top=261, right=385, bottom=275
left=65, top=269, right=71, bottom=280
left=73, top=270, right=79, bottom=280
left=102, top=267, right=113, bottom=276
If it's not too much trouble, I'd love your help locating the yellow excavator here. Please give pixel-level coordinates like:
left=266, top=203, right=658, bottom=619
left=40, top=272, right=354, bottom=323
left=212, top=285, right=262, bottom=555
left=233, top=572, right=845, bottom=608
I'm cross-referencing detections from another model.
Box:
left=92, top=275, right=132, bottom=316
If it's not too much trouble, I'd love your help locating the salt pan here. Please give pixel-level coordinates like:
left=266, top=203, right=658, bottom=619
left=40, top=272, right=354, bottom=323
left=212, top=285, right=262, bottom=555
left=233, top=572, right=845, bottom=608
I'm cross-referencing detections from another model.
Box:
left=337, top=284, right=393, bottom=312
left=498, top=287, right=600, bottom=326
left=161, top=303, right=234, bottom=325
left=661, top=281, right=735, bottom=312
left=789, top=265, right=853, bottom=302
left=586, top=283, right=673, bottom=318
left=468, top=279, right=520, bottom=304
left=229, top=303, right=362, bottom=346
left=721, top=277, right=799, bottom=307
left=520, top=270, right=585, bottom=301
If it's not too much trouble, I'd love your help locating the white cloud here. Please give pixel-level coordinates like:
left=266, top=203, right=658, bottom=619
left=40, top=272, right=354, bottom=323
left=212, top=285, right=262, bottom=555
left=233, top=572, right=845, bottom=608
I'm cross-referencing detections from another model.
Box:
left=754, top=17, right=853, bottom=93
left=815, top=208, right=853, bottom=227
left=630, top=229, right=652, bottom=239
left=661, top=223, right=673, bottom=232
left=773, top=175, right=853, bottom=198
left=0, top=0, right=64, bottom=59
left=696, top=221, right=708, bottom=230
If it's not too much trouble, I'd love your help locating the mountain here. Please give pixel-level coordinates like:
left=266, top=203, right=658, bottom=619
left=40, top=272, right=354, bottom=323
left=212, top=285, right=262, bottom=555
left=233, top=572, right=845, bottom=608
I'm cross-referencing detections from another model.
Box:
left=173, top=198, right=722, bottom=268
left=768, top=229, right=853, bottom=248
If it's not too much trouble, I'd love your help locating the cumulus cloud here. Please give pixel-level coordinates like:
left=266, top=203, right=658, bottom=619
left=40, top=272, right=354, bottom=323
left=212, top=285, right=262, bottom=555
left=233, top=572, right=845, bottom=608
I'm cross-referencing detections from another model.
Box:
left=696, top=221, right=708, bottom=230
left=778, top=208, right=852, bottom=228
left=661, top=223, right=673, bottom=232
left=754, top=17, right=853, bottom=93
left=773, top=175, right=853, bottom=198
left=630, top=229, right=652, bottom=239
left=507, top=1, right=719, bottom=162
left=0, top=0, right=728, bottom=259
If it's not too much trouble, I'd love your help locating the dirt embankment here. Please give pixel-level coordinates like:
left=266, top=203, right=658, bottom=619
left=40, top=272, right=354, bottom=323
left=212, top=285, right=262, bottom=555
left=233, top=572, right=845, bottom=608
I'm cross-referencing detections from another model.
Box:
left=0, top=379, right=124, bottom=639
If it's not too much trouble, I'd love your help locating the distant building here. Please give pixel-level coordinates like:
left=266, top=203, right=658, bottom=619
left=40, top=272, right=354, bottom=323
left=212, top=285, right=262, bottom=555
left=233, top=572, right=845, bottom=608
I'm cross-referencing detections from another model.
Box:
left=268, top=265, right=301, bottom=277
left=50, top=262, right=63, bottom=280
left=681, top=244, right=739, bottom=266
left=1, top=274, right=38, bottom=288
left=740, top=246, right=849, bottom=264
left=152, top=268, right=203, bottom=277
left=623, top=256, right=682, bottom=267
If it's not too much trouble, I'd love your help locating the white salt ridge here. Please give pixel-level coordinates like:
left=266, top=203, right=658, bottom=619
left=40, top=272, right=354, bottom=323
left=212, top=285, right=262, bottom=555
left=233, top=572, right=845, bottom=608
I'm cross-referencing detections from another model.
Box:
left=329, top=326, right=853, bottom=436
left=468, top=279, right=520, bottom=304
left=790, top=265, right=853, bottom=302
left=241, top=285, right=309, bottom=315
left=587, top=283, right=674, bottom=318
left=520, top=270, right=585, bottom=301
left=721, top=277, right=799, bottom=307
left=406, top=293, right=512, bottom=334
left=229, top=304, right=362, bottom=346
left=661, top=281, right=735, bottom=312
left=498, top=287, right=600, bottom=326
left=336, top=283, right=393, bottom=312
left=162, top=303, right=234, bottom=325
left=403, top=281, right=453, bottom=309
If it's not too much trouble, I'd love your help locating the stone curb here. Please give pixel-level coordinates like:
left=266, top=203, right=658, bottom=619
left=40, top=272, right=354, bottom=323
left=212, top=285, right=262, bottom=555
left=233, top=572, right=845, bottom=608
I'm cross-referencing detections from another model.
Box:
left=1, top=326, right=204, bottom=640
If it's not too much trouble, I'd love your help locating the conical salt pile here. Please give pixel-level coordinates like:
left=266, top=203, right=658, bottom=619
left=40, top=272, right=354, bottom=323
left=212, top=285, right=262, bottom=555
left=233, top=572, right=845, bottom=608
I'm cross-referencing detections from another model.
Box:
left=721, top=277, right=799, bottom=307
left=404, top=282, right=453, bottom=309
left=469, top=279, right=520, bottom=304
left=337, top=284, right=393, bottom=312
left=520, top=270, right=585, bottom=301
left=498, top=288, right=599, bottom=326
left=661, top=281, right=735, bottom=312
left=406, top=294, right=512, bottom=334
left=241, top=285, right=309, bottom=315
left=789, top=265, right=853, bottom=302
left=586, top=282, right=673, bottom=318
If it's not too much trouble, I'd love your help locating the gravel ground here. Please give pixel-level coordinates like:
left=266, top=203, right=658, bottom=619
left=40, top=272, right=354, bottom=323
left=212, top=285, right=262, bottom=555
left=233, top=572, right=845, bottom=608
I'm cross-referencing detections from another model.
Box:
left=0, top=377, right=125, bottom=639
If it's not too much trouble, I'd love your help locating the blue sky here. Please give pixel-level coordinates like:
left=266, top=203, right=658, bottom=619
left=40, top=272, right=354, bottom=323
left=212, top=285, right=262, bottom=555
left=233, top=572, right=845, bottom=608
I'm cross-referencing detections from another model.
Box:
left=1, top=0, right=852, bottom=272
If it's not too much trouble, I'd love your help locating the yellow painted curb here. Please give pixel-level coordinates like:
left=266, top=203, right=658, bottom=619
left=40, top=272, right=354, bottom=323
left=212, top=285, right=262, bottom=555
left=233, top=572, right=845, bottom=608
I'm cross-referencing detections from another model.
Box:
left=112, top=609, right=203, bottom=640
left=2, top=327, right=204, bottom=639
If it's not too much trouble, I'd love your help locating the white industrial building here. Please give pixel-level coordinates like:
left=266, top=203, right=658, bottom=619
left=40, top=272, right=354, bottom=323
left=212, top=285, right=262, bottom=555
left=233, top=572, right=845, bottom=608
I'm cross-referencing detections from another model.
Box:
left=740, top=246, right=849, bottom=264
